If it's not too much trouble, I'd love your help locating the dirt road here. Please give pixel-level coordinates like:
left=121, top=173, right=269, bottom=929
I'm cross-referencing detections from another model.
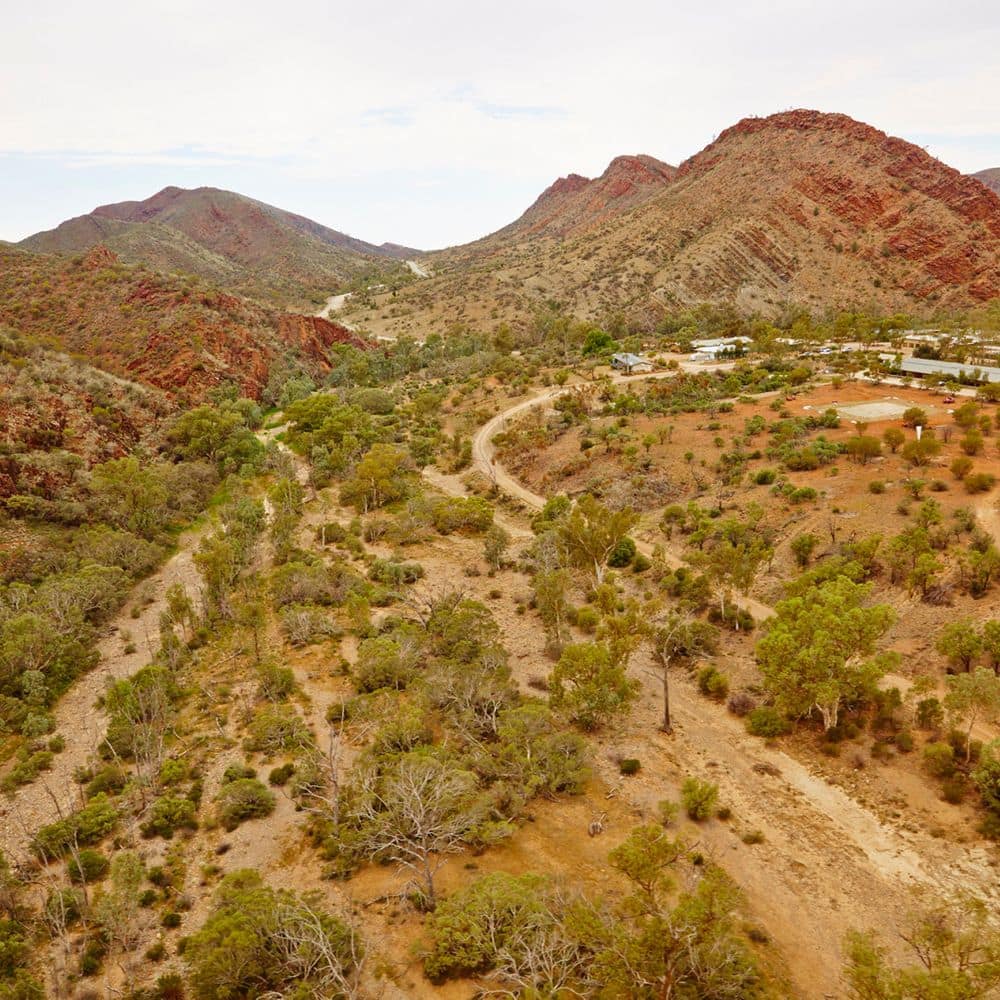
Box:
left=469, top=369, right=774, bottom=622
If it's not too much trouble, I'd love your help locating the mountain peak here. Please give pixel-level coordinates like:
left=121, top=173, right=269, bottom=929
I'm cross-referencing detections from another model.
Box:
left=505, top=154, right=676, bottom=240
left=21, top=186, right=417, bottom=304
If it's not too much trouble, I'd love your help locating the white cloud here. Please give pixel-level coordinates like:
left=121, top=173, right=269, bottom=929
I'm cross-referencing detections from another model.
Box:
left=1, top=0, right=999, bottom=246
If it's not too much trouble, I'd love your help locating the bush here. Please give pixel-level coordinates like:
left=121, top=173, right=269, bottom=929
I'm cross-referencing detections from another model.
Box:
left=256, top=661, right=295, bottom=701
left=619, top=758, right=641, bottom=776
left=573, top=606, right=601, bottom=633
left=746, top=707, right=791, bottom=738
left=972, top=742, right=1000, bottom=815
left=353, top=631, right=423, bottom=692
left=368, top=558, right=424, bottom=586
left=941, top=776, right=968, bottom=804
left=221, top=763, right=256, bottom=784
left=708, top=604, right=755, bottom=632
left=423, top=872, right=551, bottom=982
left=215, top=778, right=275, bottom=831
left=607, top=537, right=637, bottom=568
left=922, top=741, right=956, bottom=779
left=727, top=691, right=756, bottom=717
left=184, top=871, right=360, bottom=997
left=964, top=472, right=996, bottom=494
left=680, top=777, right=719, bottom=820
left=916, top=697, right=944, bottom=731
left=697, top=666, right=729, bottom=701
left=268, top=763, right=295, bottom=786
left=67, top=849, right=109, bottom=884
left=754, top=469, right=777, bottom=485
left=868, top=480, right=886, bottom=495
left=242, top=705, right=312, bottom=754
left=32, top=794, right=117, bottom=858
left=141, top=795, right=198, bottom=839
left=158, top=758, right=188, bottom=787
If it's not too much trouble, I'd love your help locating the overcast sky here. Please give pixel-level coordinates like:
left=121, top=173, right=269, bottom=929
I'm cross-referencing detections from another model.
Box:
left=2, top=0, right=999, bottom=248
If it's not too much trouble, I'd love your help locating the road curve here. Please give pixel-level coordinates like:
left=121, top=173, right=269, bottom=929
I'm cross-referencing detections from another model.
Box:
left=464, top=365, right=775, bottom=622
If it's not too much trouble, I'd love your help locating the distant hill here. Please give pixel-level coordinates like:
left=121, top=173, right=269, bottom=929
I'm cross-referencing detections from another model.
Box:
left=357, top=110, right=1000, bottom=339
left=974, top=168, right=1000, bottom=195
left=0, top=245, right=369, bottom=401
left=19, top=186, right=419, bottom=305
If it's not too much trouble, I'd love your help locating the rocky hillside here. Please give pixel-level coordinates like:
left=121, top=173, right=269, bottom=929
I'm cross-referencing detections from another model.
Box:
left=486, top=154, right=677, bottom=242
left=356, top=110, right=1000, bottom=338
left=975, top=168, right=1000, bottom=195
left=19, top=186, right=417, bottom=305
left=0, top=245, right=370, bottom=401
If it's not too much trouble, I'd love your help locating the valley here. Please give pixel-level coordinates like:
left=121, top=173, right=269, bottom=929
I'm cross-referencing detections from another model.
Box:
left=3, top=104, right=1000, bottom=1000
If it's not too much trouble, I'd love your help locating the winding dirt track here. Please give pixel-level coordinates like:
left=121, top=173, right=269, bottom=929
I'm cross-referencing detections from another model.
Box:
left=468, top=368, right=775, bottom=621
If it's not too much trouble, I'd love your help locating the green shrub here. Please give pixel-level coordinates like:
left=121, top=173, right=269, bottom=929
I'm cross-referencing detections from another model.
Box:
left=1, top=750, right=53, bottom=792
left=916, top=697, right=944, bottom=731
left=680, top=777, right=719, bottom=820
left=697, top=666, right=729, bottom=701
left=868, top=480, right=886, bottom=495
left=368, top=558, right=424, bottom=586
left=256, top=661, right=295, bottom=701
left=221, top=763, right=256, bottom=784
left=67, top=849, right=109, bottom=884
left=242, top=705, right=312, bottom=754
left=922, top=741, right=956, bottom=779
left=574, top=606, right=601, bottom=633
left=32, top=794, right=117, bottom=858
left=158, top=758, right=188, bottom=787
left=353, top=632, right=423, bottom=692
left=85, top=764, right=127, bottom=799
left=607, top=537, right=637, bottom=568
left=632, top=553, right=652, bottom=573
left=184, top=871, right=360, bottom=997
left=268, top=763, right=295, bottom=786
left=215, top=778, right=275, bottom=831
left=141, top=795, right=198, bottom=839
left=423, top=873, right=551, bottom=982
left=941, top=776, right=968, bottom=804
left=972, top=742, right=1000, bottom=815
left=964, top=472, right=996, bottom=494
left=754, top=469, right=776, bottom=485
left=746, top=707, right=791, bottom=738
left=619, top=758, right=641, bottom=776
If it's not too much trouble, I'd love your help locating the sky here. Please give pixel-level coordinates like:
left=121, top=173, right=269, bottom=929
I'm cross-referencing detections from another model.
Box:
left=2, top=0, right=999, bottom=249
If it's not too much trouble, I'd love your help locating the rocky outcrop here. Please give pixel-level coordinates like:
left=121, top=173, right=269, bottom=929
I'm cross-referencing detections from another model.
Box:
left=0, top=246, right=374, bottom=404
left=493, top=154, right=677, bottom=241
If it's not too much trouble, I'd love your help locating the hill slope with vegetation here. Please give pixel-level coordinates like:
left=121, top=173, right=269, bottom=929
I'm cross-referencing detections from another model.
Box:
left=19, top=185, right=416, bottom=306
left=0, top=245, right=369, bottom=402
left=353, top=110, right=1000, bottom=340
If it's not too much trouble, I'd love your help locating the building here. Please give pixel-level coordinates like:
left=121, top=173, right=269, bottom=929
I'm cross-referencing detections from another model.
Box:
left=689, top=336, right=751, bottom=361
left=611, top=352, right=654, bottom=374
left=891, top=356, right=1000, bottom=384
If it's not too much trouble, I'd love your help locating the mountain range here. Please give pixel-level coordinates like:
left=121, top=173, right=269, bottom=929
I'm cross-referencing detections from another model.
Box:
left=19, top=186, right=416, bottom=305
left=353, top=110, right=1000, bottom=338
left=9, top=109, right=1000, bottom=360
